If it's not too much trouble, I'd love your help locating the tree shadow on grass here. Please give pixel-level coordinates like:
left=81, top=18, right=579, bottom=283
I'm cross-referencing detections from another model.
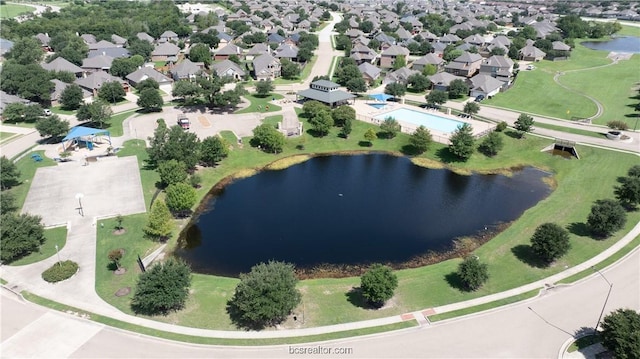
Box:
left=400, top=144, right=421, bottom=156
left=511, top=244, right=547, bottom=268
left=435, top=147, right=466, bottom=164
left=226, top=300, right=268, bottom=331
left=444, top=272, right=468, bottom=292
left=345, top=287, right=378, bottom=309
left=504, top=130, right=522, bottom=139
left=567, top=222, right=590, bottom=237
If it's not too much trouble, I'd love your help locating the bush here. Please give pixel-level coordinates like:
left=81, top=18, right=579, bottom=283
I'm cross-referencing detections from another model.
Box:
left=606, top=120, right=629, bottom=131
left=42, top=260, right=79, bottom=283
left=157, top=159, right=188, bottom=187
left=165, top=182, right=197, bottom=215
left=456, top=256, right=489, bottom=291
left=530, top=223, right=571, bottom=265
left=360, top=264, right=398, bottom=307
left=478, top=131, right=504, bottom=157
left=496, top=121, right=508, bottom=132
left=0, top=212, right=45, bottom=263
left=600, top=308, right=640, bottom=359
left=587, top=199, right=627, bottom=238
left=131, top=259, right=192, bottom=315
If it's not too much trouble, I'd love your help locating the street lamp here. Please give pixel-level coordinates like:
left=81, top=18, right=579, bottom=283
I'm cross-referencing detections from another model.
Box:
left=591, top=266, right=613, bottom=334
left=75, top=193, right=84, bottom=217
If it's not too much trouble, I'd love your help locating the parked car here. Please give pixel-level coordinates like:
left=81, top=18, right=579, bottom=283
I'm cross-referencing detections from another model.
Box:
left=177, top=114, right=190, bottom=129
left=43, top=109, right=52, bottom=116
left=474, top=95, right=485, bottom=102
left=526, top=65, right=535, bottom=70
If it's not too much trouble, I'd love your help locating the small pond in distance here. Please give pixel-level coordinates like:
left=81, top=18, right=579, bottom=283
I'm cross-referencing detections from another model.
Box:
left=175, top=154, right=551, bottom=277
left=581, top=36, right=640, bottom=53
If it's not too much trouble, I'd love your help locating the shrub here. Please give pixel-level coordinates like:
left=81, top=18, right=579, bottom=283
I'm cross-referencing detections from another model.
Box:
left=456, top=256, right=489, bottom=291
left=530, top=223, right=571, bottom=265
left=42, top=260, right=79, bottom=283
left=606, top=120, right=629, bottom=131
left=131, top=259, right=192, bottom=315
left=360, top=264, right=398, bottom=307
left=587, top=199, right=627, bottom=238
left=496, top=121, right=508, bottom=132
left=165, top=182, right=197, bottom=215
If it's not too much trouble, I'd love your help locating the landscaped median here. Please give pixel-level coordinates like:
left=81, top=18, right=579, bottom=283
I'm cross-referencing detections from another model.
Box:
left=91, top=117, right=640, bottom=333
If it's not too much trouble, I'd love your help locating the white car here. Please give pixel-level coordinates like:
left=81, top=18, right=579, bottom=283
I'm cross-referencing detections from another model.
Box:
left=526, top=65, right=535, bottom=70
left=43, top=109, right=53, bottom=116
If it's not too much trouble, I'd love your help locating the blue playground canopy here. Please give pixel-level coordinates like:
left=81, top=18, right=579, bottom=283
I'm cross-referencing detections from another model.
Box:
left=62, top=126, right=111, bottom=151
left=368, top=93, right=393, bottom=102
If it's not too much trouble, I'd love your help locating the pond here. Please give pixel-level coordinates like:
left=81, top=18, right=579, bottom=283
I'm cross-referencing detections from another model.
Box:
left=175, top=154, right=551, bottom=277
left=581, top=36, right=640, bottom=53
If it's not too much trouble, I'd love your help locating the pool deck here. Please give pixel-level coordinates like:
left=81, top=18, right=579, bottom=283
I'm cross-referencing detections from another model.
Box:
left=353, top=100, right=495, bottom=144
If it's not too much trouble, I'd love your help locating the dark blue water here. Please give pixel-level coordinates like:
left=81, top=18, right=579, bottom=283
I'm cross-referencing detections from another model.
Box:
left=175, top=154, right=551, bottom=277
left=581, top=36, right=640, bottom=53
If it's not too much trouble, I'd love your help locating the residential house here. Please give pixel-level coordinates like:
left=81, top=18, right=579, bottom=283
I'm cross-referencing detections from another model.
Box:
left=396, top=28, right=413, bottom=42
left=252, top=53, right=281, bottom=81
left=267, top=33, right=285, bottom=45
left=211, top=59, right=246, bottom=80
left=261, top=19, right=274, bottom=32
left=350, top=44, right=377, bottom=65
left=432, top=42, right=447, bottom=57
left=417, top=31, right=439, bottom=43
left=89, top=40, right=117, bottom=51
left=375, top=33, right=396, bottom=46
left=439, top=34, right=461, bottom=45
left=519, top=45, right=546, bottom=61
left=170, top=59, right=205, bottom=81
left=49, top=79, right=91, bottom=106
left=274, top=43, right=299, bottom=62
left=35, top=33, right=51, bottom=51
left=297, top=19, right=311, bottom=31
left=245, top=43, right=271, bottom=61
left=88, top=47, right=130, bottom=59
left=357, top=62, right=381, bottom=85
left=0, top=90, right=31, bottom=115
left=379, top=45, right=410, bottom=69
left=136, top=32, right=155, bottom=43
left=411, top=53, right=444, bottom=72
left=81, top=55, right=114, bottom=73
left=383, top=67, right=419, bottom=85
left=429, top=72, right=466, bottom=92
left=552, top=41, right=571, bottom=57
left=151, top=42, right=181, bottom=62
left=345, top=28, right=365, bottom=39
left=469, top=74, right=505, bottom=98
left=41, top=57, right=84, bottom=78
left=125, top=67, right=174, bottom=87
left=216, top=32, right=234, bottom=49
left=352, top=35, right=370, bottom=47
left=111, top=34, right=127, bottom=47
left=74, top=71, right=129, bottom=96
left=215, top=43, right=242, bottom=61
left=479, top=55, right=514, bottom=83
left=159, top=30, right=179, bottom=43
left=444, top=52, right=483, bottom=77
left=81, top=34, right=97, bottom=45
left=463, top=34, right=487, bottom=47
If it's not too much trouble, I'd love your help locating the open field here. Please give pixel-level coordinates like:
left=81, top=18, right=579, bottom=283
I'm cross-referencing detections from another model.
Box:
left=0, top=3, right=35, bottom=18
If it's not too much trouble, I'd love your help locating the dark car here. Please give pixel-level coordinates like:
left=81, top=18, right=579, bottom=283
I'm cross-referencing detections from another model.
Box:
left=475, top=95, right=485, bottom=102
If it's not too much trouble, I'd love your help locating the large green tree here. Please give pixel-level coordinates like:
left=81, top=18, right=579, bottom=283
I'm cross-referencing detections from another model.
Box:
left=76, top=100, right=112, bottom=128
left=188, top=43, right=212, bottom=66
left=172, top=81, right=201, bottom=101
left=449, top=123, right=475, bottom=161
left=478, top=131, right=504, bottom=157
left=463, top=101, right=480, bottom=117
left=331, top=105, right=356, bottom=127
left=409, top=126, right=433, bottom=154
left=200, top=136, right=229, bottom=166
left=251, top=124, right=285, bottom=153
left=110, top=57, right=138, bottom=78
left=448, top=79, right=469, bottom=99
left=530, top=223, right=571, bottom=265
left=35, top=115, right=70, bottom=141
left=60, top=84, right=85, bottom=110
left=0, top=156, right=21, bottom=190
left=143, top=200, right=174, bottom=240
left=255, top=79, right=274, bottom=97
left=98, top=81, right=126, bottom=103
left=0, top=212, right=45, bottom=263
left=380, top=117, right=401, bottom=139
left=587, top=199, right=627, bottom=238
left=384, top=82, right=407, bottom=99
left=309, top=110, right=333, bottom=137
left=227, top=261, right=301, bottom=329
left=615, top=166, right=640, bottom=210
left=157, top=159, right=188, bottom=187
left=600, top=309, right=640, bottom=359
left=360, top=264, right=398, bottom=307
left=346, top=77, right=367, bottom=93
left=456, top=256, right=489, bottom=291
left=280, top=59, right=300, bottom=80
left=131, top=258, right=192, bottom=315
left=5, top=37, right=44, bottom=65
left=0, top=63, right=54, bottom=102
left=147, top=123, right=201, bottom=169
left=514, top=113, right=535, bottom=138
left=407, top=73, right=430, bottom=92
left=137, top=88, right=164, bottom=112
left=165, top=182, right=197, bottom=215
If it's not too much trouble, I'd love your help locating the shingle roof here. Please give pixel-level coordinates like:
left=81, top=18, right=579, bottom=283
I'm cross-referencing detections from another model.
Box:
left=81, top=55, right=114, bottom=69
left=170, top=59, right=203, bottom=79
left=126, top=67, right=173, bottom=84
left=211, top=59, right=246, bottom=77
left=216, top=43, right=242, bottom=56
left=75, top=71, right=123, bottom=90
left=470, top=74, right=504, bottom=93
left=297, top=88, right=356, bottom=104
left=381, top=45, right=410, bottom=56
left=41, top=57, right=84, bottom=74
left=413, top=53, right=444, bottom=66
left=152, top=42, right=180, bottom=56
left=253, top=53, right=279, bottom=74
left=358, top=62, right=381, bottom=79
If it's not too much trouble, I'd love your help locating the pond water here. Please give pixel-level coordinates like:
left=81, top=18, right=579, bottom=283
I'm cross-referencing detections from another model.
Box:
left=581, top=36, right=640, bottom=53
left=175, top=154, right=551, bottom=277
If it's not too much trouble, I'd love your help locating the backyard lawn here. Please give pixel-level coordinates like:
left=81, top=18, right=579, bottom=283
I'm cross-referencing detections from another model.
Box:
left=0, top=3, right=35, bottom=18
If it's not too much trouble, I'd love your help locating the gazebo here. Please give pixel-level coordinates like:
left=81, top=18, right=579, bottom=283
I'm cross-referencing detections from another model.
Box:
left=61, top=126, right=111, bottom=151
left=297, top=80, right=356, bottom=108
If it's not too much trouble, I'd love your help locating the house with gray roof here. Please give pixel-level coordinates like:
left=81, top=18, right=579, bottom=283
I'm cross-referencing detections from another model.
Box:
left=417, top=31, right=439, bottom=43
left=358, top=62, right=381, bottom=85
left=252, top=53, right=281, bottom=81
left=81, top=34, right=96, bottom=45
left=297, top=80, right=356, bottom=108
left=151, top=42, right=180, bottom=61
left=170, top=59, right=205, bottom=81
left=35, top=33, right=51, bottom=50
left=126, top=67, right=174, bottom=87
left=88, top=47, right=130, bottom=59
left=396, top=28, right=413, bottom=42
left=211, top=59, right=246, bottom=80
left=215, top=43, right=242, bottom=61
left=267, top=33, right=285, bottom=45
left=519, top=45, right=546, bottom=61
left=49, top=79, right=91, bottom=106
left=246, top=43, right=271, bottom=60
left=274, top=44, right=299, bottom=61
left=412, top=53, right=444, bottom=72
left=384, top=67, right=419, bottom=85
left=350, top=44, right=377, bottom=65
left=111, top=34, right=127, bottom=47
left=444, top=52, right=483, bottom=77
left=379, top=45, right=410, bottom=69
left=75, top=71, right=129, bottom=96
left=463, top=34, right=487, bottom=47
left=81, top=55, right=114, bottom=73
left=0, top=91, right=31, bottom=116
left=159, top=31, right=179, bottom=43
left=479, top=55, right=514, bottom=83
left=439, top=34, right=461, bottom=44
left=89, top=40, right=117, bottom=51
left=469, top=74, right=505, bottom=99
left=136, top=32, right=155, bottom=43
left=429, top=72, right=466, bottom=92
left=41, top=57, right=85, bottom=77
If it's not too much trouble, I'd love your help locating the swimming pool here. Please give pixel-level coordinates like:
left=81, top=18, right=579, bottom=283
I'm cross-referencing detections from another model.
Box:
left=374, top=108, right=465, bottom=134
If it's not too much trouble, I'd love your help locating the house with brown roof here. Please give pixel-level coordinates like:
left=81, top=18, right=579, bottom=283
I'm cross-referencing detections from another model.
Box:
left=412, top=53, right=444, bottom=72
left=379, top=45, right=410, bottom=69
left=74, top=71, right=129, bottom=96
left=444, top=52, right=483, bottom=77
left=214, top=43, right=242, bottom=61
left=151, top=42, right=181, bottom=62
left=41, top=57, right=84, bottom=78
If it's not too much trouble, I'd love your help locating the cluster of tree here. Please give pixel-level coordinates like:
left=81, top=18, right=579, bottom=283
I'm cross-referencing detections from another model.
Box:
left=384, top=82, right=407, bottom=100
left=131, top=258, right=192, bottom=315
left=333, top=58, right=367, bottom=93
left=556, top=15, right=621, bottom=39
left=172, top=74, right=245, bottom=109
left=0, top=61, right=55, bottom=103
left=76, top=100, right=113, bottom=129
left=135, top=79, right=164, bottom=112
left=1, top=102, right=44, bottom=124
left=46, top=31, right=89, bottom=65
left=600, top=308, right=640, bottom=359
left=407, top=73, right=430, bottom=92
left=110, top=55, right=145, bottom=78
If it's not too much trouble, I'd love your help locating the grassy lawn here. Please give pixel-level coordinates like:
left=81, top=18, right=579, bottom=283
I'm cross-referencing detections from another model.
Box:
left=327, top=56, right=338, bottom=77
left=262, top=114, right=282, bottom=127
left=486, top=41, right=639, bottom=126
left=107, top=110, right=137, bottom=137
left=7, top=150, right=57, bottom=210
left=94, top=113, right=640, bottom=331
left=427, top=289, right=540, bottom=322
left=533, top=122, right=607, bottom=139
left=0, top=4, right=35, bottom=18
left=0, top=131, right=18, bottom=143
left=51, top=106, right=75, bottom=115
left=8, top=226, right=67, bottom=266
left=272, top=56, right=318, bottom=85
left=235, top=93, right=283, bottom=114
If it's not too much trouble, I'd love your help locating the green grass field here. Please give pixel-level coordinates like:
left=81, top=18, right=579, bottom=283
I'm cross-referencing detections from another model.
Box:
left=0, top=131, right=18, bottom=143
left=0, top=3, right=35, bottom=18
left=8, top=226, right=67, bottom=266
left=106, top=110, right=137, bottom=137
left=533, top=122, right=606, bottom=139
left=272, top=56, right=318, bottom=85
left=235, top=93, right=283, bottom=114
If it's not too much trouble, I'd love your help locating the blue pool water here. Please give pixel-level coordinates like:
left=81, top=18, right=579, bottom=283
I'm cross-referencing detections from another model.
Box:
left=375, top=108, right=465, bottom=133
left=368, top=103, right=387, bottom=109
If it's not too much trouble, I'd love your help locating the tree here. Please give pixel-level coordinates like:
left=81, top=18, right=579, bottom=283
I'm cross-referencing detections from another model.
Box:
left=615, top=174, right=640, bottom=210
left=0, top=192, right=17, bottom=214
left=127, top=38, right=155, bottom=61
left=165, top=182, right=197, bottom=215
left=380, top=117, right=401, bottom=139
left=137, top=88, right=164, bottom=112
left=530, top=223, right=571, bottom=265
left=407, top=73, right=430, bottom=92
left=172, top=81, right=200, bottom=101
left=456, top=256, right=489, bottom=291
left=360, top=264, right=398, bottom=307
left=280, top=59, right=300, bottom=80
left=478, top=131, right=504, bottom=157
left=1, top=103, right=27, bottom=123
left=144, top=200, right=174, bottom=240
left=364, top=128, right=376, bottom=146
left=200, top=136, right=229, bottom=166
left=334, top=64, right=361, bottom=86
left=251, top=124, right=285, bottom=153
left=514, top=113, right=535, bottom=138
left=24, top=104, right=43, bottom=123
left=0, top=63, right=53, bottom=102
left=629, top=165, right=640, bottom=178
left=136, top=78, right=159, bottom=92
left=60, top=84, right=84, bottom=110
left=346, top=77, right=367, bottom=93
left=109, top=57, right=138, bottom=78
left=449, top=123, right=475, bottom=161
left=227, top=261, right=301, bottom=329
left=448, top=79, right=469, bottom=99
left=422, top=64, right=437, bottom=76
left=392, top=55, right=406, bottom=70
left=35, top=115, right=70, bottom=140
left=309, top=110, right=333, bottom=137
left=587, top=199, right=627, bottom=238
left=463, top=101, right=480, bottom=117
left=384, top=82, right=407, bottom=99
left=188, top=43, right=212, bottom=66
left=409, top=126, right=433, bottom=154
left=331, top=105, right=356, bottom=127
left=131, top=258, right=192, bottom=315
left=157, top=159, right=188, bottom=187
left=108, top=249, right=122, bottom=270
left=255, top=79, right=274, bottom=97
left=600, top=309, right=640, bottom=359
left=0, top=212, right=45, bottom=263
left=297, top=47, right=313, bottom=63
left=147, top=124, right=201, bottom=169
left=76, top=101, right=112, bottom=128
left=359, top=20, right=374, bottom=33
left=426, top=90, right=447, bottom=107
left=50, top=70, right=76, bottom=83
left=340, top=118, right=353, bottom=138
left=302, top=100, right=328, bottom=119
left=98, top=81, right=126, bottom=103
left=490, top=47, right=506, bottom=56
left=0, top=156, right=21, bottom=190
left=5, top=37, right=44, bottom=65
